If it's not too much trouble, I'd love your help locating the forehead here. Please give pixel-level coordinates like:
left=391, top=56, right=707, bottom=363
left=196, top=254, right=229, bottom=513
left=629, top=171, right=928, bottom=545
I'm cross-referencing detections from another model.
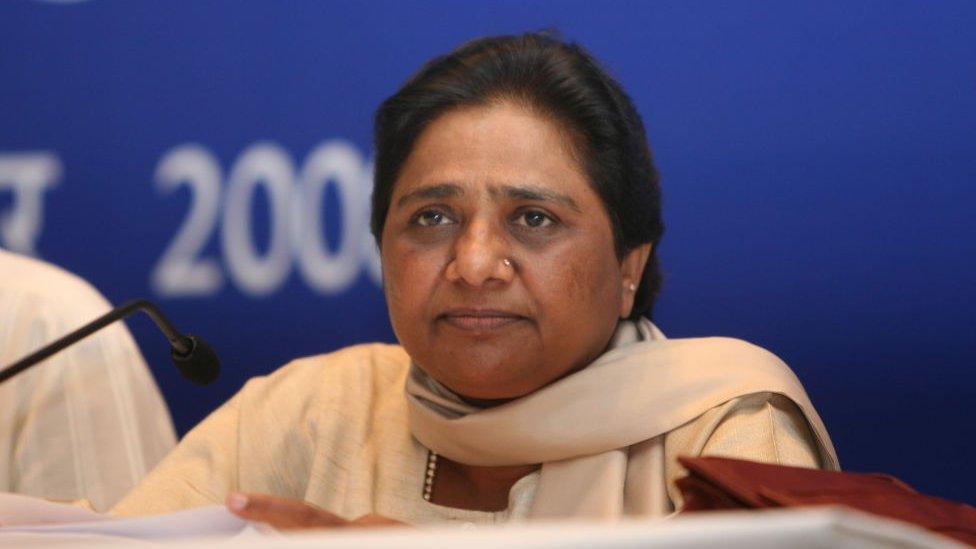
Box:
left=392, top=102, right=597, bottom=204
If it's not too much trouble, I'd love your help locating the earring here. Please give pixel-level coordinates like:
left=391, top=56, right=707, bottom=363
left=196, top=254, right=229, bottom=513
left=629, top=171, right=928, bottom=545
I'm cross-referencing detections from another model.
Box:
left=629, top=283, right=637, bottom=292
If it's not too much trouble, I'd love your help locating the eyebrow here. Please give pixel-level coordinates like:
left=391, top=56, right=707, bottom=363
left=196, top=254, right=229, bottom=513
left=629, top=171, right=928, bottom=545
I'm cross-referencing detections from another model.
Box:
left=395, top=183, right=464, bottom=208
left=395, top=182, right=581, bottom=213
left=499, top=184, right=581, bottom=213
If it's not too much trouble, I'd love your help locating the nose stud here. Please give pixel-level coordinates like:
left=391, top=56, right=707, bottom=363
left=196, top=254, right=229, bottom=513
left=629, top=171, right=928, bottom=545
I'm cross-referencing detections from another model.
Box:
left=502, top=258, right=513, bottom=268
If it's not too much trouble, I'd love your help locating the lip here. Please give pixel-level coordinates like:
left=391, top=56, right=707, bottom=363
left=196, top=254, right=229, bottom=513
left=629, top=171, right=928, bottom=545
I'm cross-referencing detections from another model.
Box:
left=437, top=308, right=529, bottom=332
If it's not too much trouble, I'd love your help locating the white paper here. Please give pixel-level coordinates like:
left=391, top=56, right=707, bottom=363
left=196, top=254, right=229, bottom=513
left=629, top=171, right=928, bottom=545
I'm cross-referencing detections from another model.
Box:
left=0, top=492, right=107, bottom=526
left=0, top=493, right=271, bottom=543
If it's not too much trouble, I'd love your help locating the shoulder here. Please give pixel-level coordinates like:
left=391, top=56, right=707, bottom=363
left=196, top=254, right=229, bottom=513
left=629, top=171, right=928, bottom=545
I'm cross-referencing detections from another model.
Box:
left=0, top=251, right=146, bottom=374
left=228, top=343, right=413, bottom=478
left=653, top=335, right=827, bottom=443
left=0, top=250, right=113, bottom=321
left=236, top=343, right=412, bottom=414
left=661, top=336, right=787, bottom=369
left=637, top=330, right=838, bottom=462
left=262, top=343, right=411, bottom=386
left=641, top=320, right=783, bottom=368
left=611, top=335, right=804, bottom=400
left=643, top=336, right=808, bottom=399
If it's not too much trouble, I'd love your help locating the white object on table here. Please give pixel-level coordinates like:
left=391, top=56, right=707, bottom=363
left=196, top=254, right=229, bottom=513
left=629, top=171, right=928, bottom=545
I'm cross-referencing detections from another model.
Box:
left=0, top=492, right=963, bottom=548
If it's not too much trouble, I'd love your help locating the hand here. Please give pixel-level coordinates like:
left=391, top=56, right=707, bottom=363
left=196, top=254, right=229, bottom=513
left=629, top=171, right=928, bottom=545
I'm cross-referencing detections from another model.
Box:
left=226, top=492, right=404, bottom=530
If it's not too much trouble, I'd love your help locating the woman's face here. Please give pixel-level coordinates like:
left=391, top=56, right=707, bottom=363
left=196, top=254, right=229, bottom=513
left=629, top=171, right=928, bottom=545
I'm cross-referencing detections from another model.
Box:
left=381, top=102, right=649, bottom=400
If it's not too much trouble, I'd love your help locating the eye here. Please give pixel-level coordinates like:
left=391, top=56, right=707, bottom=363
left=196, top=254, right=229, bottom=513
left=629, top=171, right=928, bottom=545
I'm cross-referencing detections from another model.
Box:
left=413, top=209, right=454, bottom=227
left=514, top=210, right=555, bottom=228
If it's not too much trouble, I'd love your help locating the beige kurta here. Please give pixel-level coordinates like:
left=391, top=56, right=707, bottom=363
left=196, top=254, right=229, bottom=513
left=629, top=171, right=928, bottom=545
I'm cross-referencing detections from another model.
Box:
left=112, top=343, right=824, bottom=524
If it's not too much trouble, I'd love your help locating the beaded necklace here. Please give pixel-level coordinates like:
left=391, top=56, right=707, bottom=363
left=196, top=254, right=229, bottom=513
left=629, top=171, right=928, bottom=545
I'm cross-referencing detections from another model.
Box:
left=422, top=450, right=439, bottom=501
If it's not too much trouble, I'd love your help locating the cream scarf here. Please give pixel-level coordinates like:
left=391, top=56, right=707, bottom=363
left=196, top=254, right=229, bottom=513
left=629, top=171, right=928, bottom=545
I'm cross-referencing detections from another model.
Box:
left=406, top=319, right=838, bottom=518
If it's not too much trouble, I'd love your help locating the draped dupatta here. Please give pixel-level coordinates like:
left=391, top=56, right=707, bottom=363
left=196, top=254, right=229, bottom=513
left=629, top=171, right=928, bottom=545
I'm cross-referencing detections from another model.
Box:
left=406, top=319, right=838, bottom=518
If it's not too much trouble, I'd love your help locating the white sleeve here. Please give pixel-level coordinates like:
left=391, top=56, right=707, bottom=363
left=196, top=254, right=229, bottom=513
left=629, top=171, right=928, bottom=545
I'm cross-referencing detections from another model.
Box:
left=0, top=270, right=177, bottom=511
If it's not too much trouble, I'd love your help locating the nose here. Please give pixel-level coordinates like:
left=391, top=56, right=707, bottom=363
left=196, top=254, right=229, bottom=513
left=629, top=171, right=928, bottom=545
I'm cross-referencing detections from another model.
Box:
left=444, top=217, right=514, bottom=287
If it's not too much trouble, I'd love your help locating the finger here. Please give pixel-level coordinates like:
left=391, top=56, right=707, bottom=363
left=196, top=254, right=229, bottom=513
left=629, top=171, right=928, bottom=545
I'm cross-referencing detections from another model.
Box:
left=227, top=492, right=341, bottom=529
left=226, top=492, right=346, bottom=530
left=351, top=513, right=406, bottom=527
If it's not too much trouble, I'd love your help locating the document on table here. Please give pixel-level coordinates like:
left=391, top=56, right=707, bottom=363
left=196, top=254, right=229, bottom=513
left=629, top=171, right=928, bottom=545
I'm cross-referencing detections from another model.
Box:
left=0, top=492, right=271, bottom=542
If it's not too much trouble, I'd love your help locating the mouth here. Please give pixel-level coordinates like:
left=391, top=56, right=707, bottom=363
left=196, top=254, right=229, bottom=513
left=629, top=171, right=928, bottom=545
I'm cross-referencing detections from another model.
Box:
left=437, top=309, right=529, bottom=332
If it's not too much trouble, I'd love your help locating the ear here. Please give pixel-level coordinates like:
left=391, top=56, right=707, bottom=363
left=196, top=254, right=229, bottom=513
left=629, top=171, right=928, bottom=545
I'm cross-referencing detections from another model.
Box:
left=619, top=243, right=652, bottom=318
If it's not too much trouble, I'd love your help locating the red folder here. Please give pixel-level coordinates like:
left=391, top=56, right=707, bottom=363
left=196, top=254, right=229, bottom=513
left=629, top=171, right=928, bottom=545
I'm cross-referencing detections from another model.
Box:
left=676, top=456, right=976, bottom=546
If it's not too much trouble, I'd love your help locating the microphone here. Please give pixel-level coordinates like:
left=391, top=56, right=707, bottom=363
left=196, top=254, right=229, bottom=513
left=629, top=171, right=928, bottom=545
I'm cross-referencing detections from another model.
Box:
left=0, top=298, right=220, bottom=386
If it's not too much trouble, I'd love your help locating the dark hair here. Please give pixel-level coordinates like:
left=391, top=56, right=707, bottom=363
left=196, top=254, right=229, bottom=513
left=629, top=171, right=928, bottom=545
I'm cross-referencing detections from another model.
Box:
left=371, top=32, right=664, bottom=319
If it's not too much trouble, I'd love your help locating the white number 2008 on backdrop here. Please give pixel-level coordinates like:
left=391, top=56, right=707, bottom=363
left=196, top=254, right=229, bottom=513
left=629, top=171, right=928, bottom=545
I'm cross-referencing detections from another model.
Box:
left=150, top=141, right=382, bottom=298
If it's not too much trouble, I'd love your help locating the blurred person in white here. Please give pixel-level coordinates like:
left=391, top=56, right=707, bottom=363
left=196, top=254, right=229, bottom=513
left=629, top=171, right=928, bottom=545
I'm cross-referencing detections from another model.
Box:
left=0, top=248, right=177, bottom=511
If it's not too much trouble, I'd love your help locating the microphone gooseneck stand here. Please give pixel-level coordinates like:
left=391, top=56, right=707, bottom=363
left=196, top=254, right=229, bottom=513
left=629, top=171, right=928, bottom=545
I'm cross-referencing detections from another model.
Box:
left=0, top=298, right=219, bottom=386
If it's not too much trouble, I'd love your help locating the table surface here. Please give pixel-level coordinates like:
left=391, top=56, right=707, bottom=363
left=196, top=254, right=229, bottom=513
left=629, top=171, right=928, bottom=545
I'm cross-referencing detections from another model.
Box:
left=0, top=506, right=964, bottom=549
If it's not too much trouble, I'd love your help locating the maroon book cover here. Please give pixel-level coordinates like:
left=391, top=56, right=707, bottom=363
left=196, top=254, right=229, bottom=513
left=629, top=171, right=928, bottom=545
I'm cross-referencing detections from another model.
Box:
left=677, top=456, right=976, bottom=546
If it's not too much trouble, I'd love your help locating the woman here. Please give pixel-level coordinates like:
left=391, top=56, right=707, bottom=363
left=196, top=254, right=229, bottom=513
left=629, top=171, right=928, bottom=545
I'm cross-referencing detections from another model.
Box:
left=112, top=33, right=837, bottom=527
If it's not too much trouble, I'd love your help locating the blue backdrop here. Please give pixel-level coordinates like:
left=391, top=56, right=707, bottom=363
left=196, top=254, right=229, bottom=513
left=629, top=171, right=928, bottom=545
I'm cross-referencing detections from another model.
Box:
left=2, top=1, right=973, bottom=502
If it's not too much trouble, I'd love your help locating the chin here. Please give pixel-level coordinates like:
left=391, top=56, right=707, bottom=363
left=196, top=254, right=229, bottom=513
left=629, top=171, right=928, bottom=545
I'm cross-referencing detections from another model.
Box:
left=408, top=337, right=555, bottom=400
left=433, top=365, right=546, bottom=403
left=449, top=384, right=528, bottom=404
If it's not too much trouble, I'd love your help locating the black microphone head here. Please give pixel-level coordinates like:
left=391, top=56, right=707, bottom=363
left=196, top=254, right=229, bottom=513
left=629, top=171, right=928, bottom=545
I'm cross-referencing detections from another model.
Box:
left=171, top=335, right=220, bottom=385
